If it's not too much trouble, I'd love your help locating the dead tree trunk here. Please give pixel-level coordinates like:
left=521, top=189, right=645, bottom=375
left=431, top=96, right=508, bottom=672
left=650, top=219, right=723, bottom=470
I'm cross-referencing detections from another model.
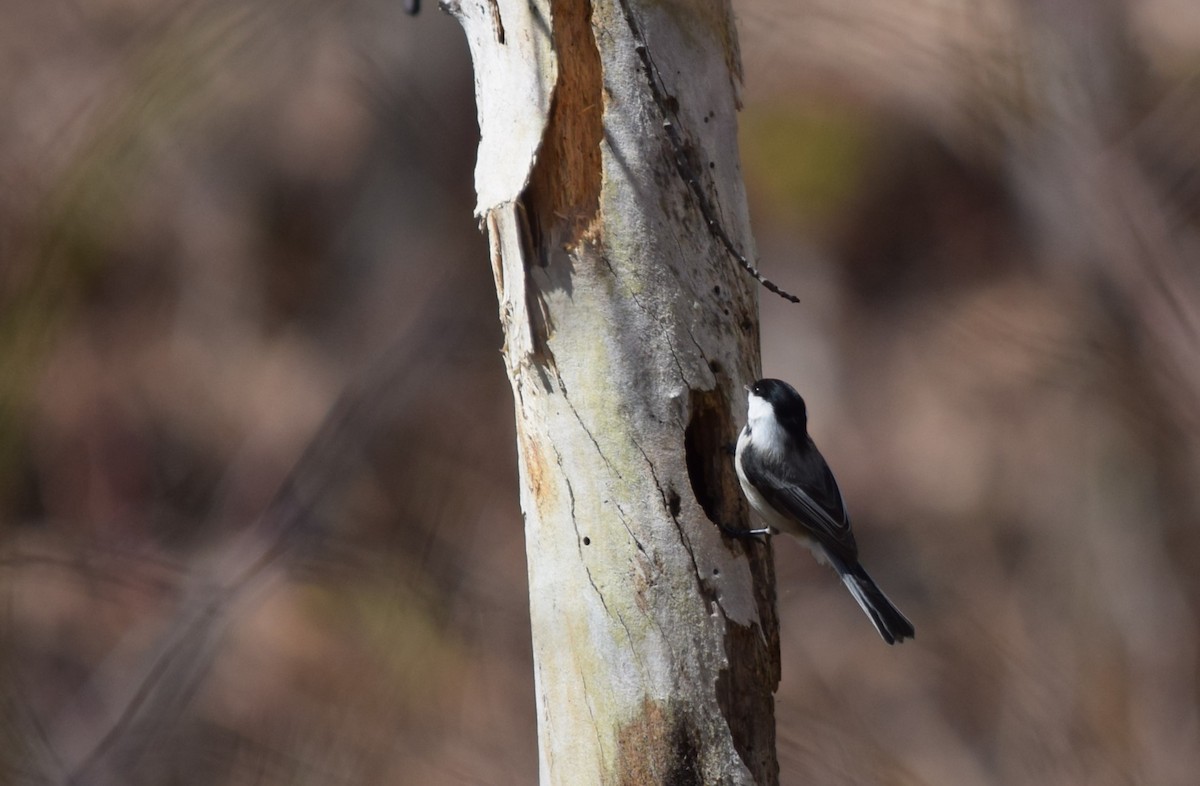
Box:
left=445, top=1, right=780, bottom=783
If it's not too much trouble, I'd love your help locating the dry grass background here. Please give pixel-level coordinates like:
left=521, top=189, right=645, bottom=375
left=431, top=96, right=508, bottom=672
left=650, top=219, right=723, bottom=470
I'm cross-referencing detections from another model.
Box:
left=3, top=0, right=1200, bottom=784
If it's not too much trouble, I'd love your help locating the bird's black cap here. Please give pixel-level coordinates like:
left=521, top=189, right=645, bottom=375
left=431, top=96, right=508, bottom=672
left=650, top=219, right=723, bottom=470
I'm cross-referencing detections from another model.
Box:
left=749, top=378, right=808, bottom=431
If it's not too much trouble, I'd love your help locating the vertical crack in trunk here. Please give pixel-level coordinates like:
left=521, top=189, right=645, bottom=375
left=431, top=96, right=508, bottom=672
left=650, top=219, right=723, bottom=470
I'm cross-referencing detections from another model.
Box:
left=686, top=382, right=781, bottom=783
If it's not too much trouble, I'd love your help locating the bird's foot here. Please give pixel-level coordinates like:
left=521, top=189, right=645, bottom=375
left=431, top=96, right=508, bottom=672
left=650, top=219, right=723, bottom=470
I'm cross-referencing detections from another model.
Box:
left=718, top=522, right=771, bottom=540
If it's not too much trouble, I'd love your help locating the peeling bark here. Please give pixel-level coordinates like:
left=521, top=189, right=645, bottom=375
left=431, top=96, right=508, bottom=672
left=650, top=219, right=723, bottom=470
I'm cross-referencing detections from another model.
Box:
left=447, top=1, right=780, bottom=783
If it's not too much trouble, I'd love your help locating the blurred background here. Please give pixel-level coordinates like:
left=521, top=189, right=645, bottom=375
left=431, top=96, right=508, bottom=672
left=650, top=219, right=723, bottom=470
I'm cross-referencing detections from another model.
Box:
left=3, top=0, right=1200, bottom=783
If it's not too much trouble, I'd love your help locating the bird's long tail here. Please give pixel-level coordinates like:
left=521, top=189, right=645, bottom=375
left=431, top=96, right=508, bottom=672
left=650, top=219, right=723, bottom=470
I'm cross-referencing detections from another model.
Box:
left=828, top=555, right=915, bottom=645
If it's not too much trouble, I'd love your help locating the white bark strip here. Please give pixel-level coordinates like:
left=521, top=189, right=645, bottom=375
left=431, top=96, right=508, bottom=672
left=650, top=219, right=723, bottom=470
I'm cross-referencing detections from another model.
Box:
left=451, top=1, right=781, bottom=783
left=448, top=0, right=558, bottom=215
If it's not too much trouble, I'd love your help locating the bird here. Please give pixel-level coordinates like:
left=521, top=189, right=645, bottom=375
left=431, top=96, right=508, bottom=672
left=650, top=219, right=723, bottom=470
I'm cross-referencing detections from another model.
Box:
left=733, top=378, right=914, bottom=644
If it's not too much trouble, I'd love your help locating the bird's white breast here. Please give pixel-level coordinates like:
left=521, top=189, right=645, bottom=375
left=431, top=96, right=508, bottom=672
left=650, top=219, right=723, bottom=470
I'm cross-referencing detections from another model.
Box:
left=736, top=397, right=822, bottom=554
left=735, top=424, right=788, bottom=532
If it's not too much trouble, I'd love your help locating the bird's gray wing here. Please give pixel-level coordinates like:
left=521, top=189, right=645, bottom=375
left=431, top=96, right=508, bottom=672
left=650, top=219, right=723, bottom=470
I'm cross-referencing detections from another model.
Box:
left=742, top=448, right=857, bottom=559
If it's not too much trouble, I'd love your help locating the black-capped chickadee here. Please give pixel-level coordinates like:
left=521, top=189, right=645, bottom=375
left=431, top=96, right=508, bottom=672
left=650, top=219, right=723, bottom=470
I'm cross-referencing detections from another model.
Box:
left=734, top=378, right=914, bottom=645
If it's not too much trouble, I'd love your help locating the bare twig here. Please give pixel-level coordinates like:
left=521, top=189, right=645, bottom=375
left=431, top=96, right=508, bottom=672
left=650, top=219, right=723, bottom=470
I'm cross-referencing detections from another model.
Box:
left=616, top=0, right=800, bottom=304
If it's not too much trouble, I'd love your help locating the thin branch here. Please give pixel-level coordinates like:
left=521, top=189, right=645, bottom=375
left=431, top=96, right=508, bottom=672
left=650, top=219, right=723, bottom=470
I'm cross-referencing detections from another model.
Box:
left=616, top=0, right=800, bottom=304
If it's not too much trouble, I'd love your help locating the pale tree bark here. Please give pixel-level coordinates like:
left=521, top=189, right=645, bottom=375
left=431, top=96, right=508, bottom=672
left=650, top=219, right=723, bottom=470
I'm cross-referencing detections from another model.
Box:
left=445, top=1, right=780, bottom=784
